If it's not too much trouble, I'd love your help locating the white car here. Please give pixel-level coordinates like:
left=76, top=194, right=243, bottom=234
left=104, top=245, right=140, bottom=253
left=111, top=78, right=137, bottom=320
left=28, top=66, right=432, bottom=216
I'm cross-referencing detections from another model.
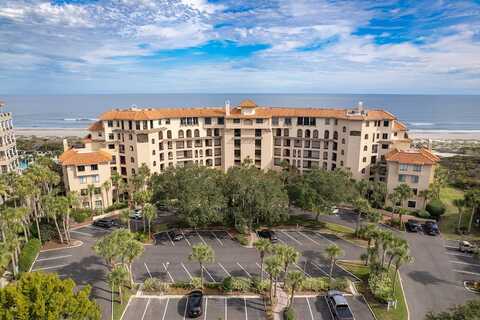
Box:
left=459, top=241, right=477, bottom=253
left=331, top=206, right=339, bottom=215
left=129, top=209, right=143, bottom=220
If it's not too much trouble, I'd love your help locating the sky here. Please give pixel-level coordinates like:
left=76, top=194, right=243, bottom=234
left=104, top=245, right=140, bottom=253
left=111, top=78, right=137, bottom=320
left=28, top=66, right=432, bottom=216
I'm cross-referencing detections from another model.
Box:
left=0, top=0, right=480, bottom=94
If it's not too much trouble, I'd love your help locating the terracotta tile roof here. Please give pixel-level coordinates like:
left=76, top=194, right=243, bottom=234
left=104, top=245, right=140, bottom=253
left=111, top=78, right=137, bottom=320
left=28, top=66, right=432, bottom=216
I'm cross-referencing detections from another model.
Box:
left=88, top=120, right=104, bottom=131
left=99, top=106, right=397, bottom=121
left=385, top=148, right=440, bottom=165
left=394, top=121, right=407, bottom=131
left=59, top=148, right=112, bottom=166
left=239, top=99, right=257, bottom=108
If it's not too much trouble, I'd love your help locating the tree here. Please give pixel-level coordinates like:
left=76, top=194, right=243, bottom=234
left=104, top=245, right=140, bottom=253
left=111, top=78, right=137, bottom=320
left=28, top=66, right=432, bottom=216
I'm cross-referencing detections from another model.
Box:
left=369, top=181, right=388, bottom=209
left=254, top=238, right=272, bottom=281
left=353, top=198, right=371, bottom=236
left=273, top=244, right=300, bottom=281
left=108, top=265, right=129, bottom=305
left=453, top=198, right=465, bottom=231
left=87, top=184, right=95, bottom=210
left=132, top=190, right=152, bottom=232
left=124, top=239, right=144, bottom=286
left=111, top=172, right=122, bottom=203
left=393, top=184, right=412, bottom=229
left=464, top=189, right=480, bottom=233
left=425, top=300, right=480, bottom=320
left=392, top=247, right=413, bottom=296
left=102, top=180, right=111, bottom=207
left=0, top=272, right=100, bottom=320
left=41, top=194, right=65, bottom=243
left=265, top=255, right=283, bottom=301
left=419, top=188, right=433, bottom=210
left=120, top=209, right=131, bottom=231
left=143, top=203, right=156, bottom=239
left=325, top=244, right=344, bottom=281
left=431, top=167, right=448, bottom=200
left=285, top=270, right=305, bottom=308
left=188, top=243, right=215, bottom=288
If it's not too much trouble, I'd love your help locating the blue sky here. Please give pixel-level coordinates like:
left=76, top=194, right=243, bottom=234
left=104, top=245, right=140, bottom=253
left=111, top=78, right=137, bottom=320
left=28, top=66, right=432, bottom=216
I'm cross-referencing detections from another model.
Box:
left=0, top=0, right=479, bottom=94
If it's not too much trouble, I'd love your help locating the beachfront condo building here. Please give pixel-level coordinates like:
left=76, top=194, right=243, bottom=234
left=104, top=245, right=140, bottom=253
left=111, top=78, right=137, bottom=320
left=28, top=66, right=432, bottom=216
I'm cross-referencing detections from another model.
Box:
left=60, top=99, right=437, bottom=210
left=0, top=100, right=19, bottom=174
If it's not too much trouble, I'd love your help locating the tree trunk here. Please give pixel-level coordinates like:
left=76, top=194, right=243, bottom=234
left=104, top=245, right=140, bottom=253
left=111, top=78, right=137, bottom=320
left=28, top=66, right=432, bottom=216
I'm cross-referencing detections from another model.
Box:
left=53, top=217, right=64, bottom=243
left=22, top=225, right=29, bottom=242
left=392, top=269, right=398, bottom=296
left=200, top=262, right=204, bottom=288
left=457, top=210, right=463, bottom=230
left=468, top=206, right=476, bottom=233
left=329, top=258, right=334, bottom=281
left=34, top=201, right=42, bottom=243
left=128, top=263, right=134, bottom=287
left=274, top=277, right=277, bottom=298
left=62, top=218, right=70, bottom=244
left=11, top=252, right=18, bottom=276
left=260, top=255, right=264, bottom=281
left=119, top=285, right=123, bottom=305
left=355, top=212, right=361, bottom=236
left=289, top=286, right=295, bottom=308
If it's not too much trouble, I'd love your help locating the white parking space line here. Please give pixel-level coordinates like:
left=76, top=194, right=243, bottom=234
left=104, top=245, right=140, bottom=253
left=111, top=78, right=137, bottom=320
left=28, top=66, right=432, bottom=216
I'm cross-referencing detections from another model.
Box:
left=162, top=298, right=169, bottom=320
left=454, top=269, right=480, bottom=276
left=182, top=263, right=193, bottom=280
left=256, top=262, right=269, bottom=278
left=281, top=231, right=303, bottom=245
left=309, top=261, right=329, bottom=276
left=306, top=297, right=315, bottom=320
left=203, top=266, right=216, bottom=282
left=183, top=297, right=189, bottom=320
left=450, top=260, right=480, bottom=267
left=196, top=231, right=208, bottom=245
left=32, top=264, right=68, bottom=271
left=203, top=297, right=208, bottom=320
left=141, top=298, right=150, bottom=320
left=226, top=231, right=234, bottom=240
left=446, top=252, right=472, bottom=258
left=70, top=230, right=92, bottom=237
left=298, top=231, right=323, bottom=246
left=163, top=262, right=174, bottom=282
left=313, top=231, right=335, bottom=245
left=211, top=231, right=224, bottom=246
left=181, top=230, right=191, bottom=246
left=277, top=237, right=287, bottom=244
left=294, top=262, right=311, bottom=277
left=144, top=262, right=152, bottom=278
left=218, top=262, right=232, bottom=277
left=324, top=296, right=335, bottom=319
left=37, top=254, right=72, bottom=262
left=237, top=262, right=252, bottom=278
left=225, top=297, right=228, bottom=320
left=244, top=297, right=248, bottom=320
left=166, top=232, right=175, bottom=246
left=445, top=245, right=458, bottom=249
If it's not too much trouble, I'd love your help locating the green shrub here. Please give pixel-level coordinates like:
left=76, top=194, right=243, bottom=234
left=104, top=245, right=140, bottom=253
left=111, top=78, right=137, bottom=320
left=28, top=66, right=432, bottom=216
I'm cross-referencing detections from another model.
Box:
left=251, top=277, right=269, bottom=293
left=18, top=239, right=41, bottom=273
left=329, top=277, right=349, bottom=291
left=204, top=282, right=221, bottom=290
left=426, top=200, right=446, bottom=219
left=368, top=271, right=393, bottom=303
left=416, top=209, right=431, bottom=219
left=190, top=277, right=202, bottom=289
left=222, top=276, right=233, bottom=292
left=71, top=209, right=91, bottom=223
left=30, top=220, right=57, bottom=244
left=105, top=202, right=128, bottom=213
left=143, top=277, right=168, bottom=293
left=235, top=234, right=249, bottom=246
left=231, top=277, right=251, bottom=292
left=301, top=277, right=329, bottom=292
left=134, top=232, right=149, bottom=243
left=384, top=206, right=394, bottom=212
left=284, top=307, right=296, bottom=320
left=171, top=281, right=192, bottom=289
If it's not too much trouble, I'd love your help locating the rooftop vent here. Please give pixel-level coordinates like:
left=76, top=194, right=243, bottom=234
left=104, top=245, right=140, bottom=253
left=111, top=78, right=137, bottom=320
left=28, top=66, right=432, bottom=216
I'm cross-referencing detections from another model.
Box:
left=348, top=101, right=368, bottom=116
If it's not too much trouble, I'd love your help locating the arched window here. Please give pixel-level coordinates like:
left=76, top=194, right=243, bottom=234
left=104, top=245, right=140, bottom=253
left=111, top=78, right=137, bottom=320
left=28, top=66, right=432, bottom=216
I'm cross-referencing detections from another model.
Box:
left=297, top=129, right=303, bottom=138
left=305, top=129, right=311, bottom=138
left=363, top=145, right=368, bottom=151
left=178, top=130, right=184, bottom=139
left=158, top=131, right=163, bottom=139
left=186, top=129, right=192, bottom=138
left=313, top=130, right=319, bottom=138
left=194, top=129, right=200, bottom=137
left=341, top=138, right=345, bottom=144
left=207, top=129, right=212, bottom=136
left=168, top=152, right=173, bottom=160
left=333, top=131, right=338, bottom=140
left=276, top=128, right=282, bottom=136
left=167, top=130, right=172, bottom=139
left=324, top=130, right=330, bottom=139
left=284, top=129, right=289, bottom=137
left=342, top=126, right=346, bottom=133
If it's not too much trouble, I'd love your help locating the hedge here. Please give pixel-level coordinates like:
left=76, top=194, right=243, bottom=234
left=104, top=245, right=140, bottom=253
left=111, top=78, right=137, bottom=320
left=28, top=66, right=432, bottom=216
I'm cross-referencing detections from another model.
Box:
left=426, top=200, right=446, bottom=219
left=284, top=307, right=296, bottom=320
left=18, top=239, right=41, bottom=273
left=71, top=209, right=91, bottom=223
left=105, top=202, right=128, bottom=213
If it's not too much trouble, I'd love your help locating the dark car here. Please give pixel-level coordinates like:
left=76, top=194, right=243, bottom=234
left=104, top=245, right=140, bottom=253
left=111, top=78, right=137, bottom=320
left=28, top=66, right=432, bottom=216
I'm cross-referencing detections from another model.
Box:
left=423, top=221, right=440, bottom=236
left=93, top=219, right=117, bottom=229
left=326, top=290, right=355, bottom=320
left=405, top=219, right=422, bottom=232
left=186, top=290, right=203, bottom=318
left=168, top=230, right=184, bottom=241
left=257, top=229, right=278, bottom=243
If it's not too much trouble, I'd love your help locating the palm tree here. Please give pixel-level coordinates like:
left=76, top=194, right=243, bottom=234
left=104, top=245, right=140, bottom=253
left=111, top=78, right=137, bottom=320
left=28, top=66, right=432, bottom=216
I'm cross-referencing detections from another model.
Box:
left=94, top=235, right=117, bottom=268
left=285, top=270, right=305, bottom=308
left=188, top=243, right=215, bottom=288
left=254, top=238, right=272, bottom=281
left=143, top=203, right=156, bottom=239
left=108, top=265, right=129, bottom=305
left=353, top=198, right=371, bottom=236
left=87, top=184, right=95, bottom=211
left=453, top=198, right=465, bottom=232
left=42, top=195, right=64, bottom=243
left=102, top=180, right=112, bottom=207
left=124, top=239, right=144, bottom=286
left=388, top=192, right=401, bottom=223
left=111, top=172, right=121, bottom=204
left=265, top=255, right=283, bottom=301
left=393, top=184, right=413, bottom=229
left=325, top=244, right=344, bottom=281
left=379, top=230, right=394, bottom=267
left=392, top=248, right=413, bottom=296
left=464, top=189, right=480, bottom=233
left=274, top=244, right=300, bottom=281
left=419, top=188, right=432, bottom=209
left=120, top=209, right=131, bottom=231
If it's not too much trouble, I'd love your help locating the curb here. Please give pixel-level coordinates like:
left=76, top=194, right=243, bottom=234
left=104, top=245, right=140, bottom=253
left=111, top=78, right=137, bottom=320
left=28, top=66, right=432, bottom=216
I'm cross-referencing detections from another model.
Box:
left=398, top=271, right=410, bottom=320
left=40, top=239, right=84, bottom=252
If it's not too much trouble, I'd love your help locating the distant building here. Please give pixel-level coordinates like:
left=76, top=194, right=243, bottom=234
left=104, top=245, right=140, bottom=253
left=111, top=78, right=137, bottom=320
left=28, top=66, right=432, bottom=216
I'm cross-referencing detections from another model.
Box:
left=0, top=100, right=19, bottom=173
left=60, top=99, right=433, bottom=210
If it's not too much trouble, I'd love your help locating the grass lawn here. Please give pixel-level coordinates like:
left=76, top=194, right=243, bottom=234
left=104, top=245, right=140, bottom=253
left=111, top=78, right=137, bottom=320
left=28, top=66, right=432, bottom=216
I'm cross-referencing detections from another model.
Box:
left=112, top=287, right=135, bottom=320
left=438, top=187, right=480, bottom=241
left=339, top=262, right=408, bottom=320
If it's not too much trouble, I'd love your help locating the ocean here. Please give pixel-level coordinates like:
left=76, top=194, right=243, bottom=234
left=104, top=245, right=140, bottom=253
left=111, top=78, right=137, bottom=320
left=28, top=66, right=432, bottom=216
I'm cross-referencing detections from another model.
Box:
left=2, top=94, right=480, bottom=133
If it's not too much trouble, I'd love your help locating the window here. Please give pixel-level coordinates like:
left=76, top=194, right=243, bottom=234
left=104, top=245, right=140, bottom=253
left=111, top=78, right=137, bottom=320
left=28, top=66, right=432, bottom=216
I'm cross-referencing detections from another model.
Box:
left=186, top=130, right=192, bottom=138
left=342, top=126, right=346, bottom=133
left=108, top=144, right=115, bottom=150
left=384, top=120, right=389, bottom=127
left=255, top=129, right=262, bottom=137
left=272, top=117, right=279, bottom=125
left=297, top=129, right=302, bottom=138
left=363, top=145, right=368, bottom=151
left=205, top=117, right=211, bottom=125
left=107, top=120, right=113, bottom=127
left=165, top=119, right=170, bottom=125
left=233, top=118, right=240, bottom=124
left=412, top=164, right=422, bottom=172
left=130, top=157, right=135, bottom=163
left=400, top=164, right=408, bottom=171
left=178, top=130, right=184, bottom=138
left=364, top=134, right=368, bottom=140
left=79, top=176, right=87, bottom=184
left=325, top=118, right=330, bottom=125
left=217, top=117, right=224, bottom=125
left=91, top=164, right=98, bottom=171
left=398, top=174, right=406, bottom=182
left=284, top=129, right=289, bottom=137
left=333, top=131, right=338, bottom=140
left=92, top=175, right=100, bottom=183
left=284, top=118, right=292, bottom=125
left=256, top=118, right=263, bottom=124
left=194, top=129, right=200, bottom=137
left=94, top=187, right=101, bottom=195
left=350, top=131, right=361, bottom=136
left=381, top=144, right=389, bottom=149
left=324, top=131, right=330, bottom=139
left=167, top=130, right=172, bottom=139
left=77, top=165, right=85, bottom=172
left=341, top=138, right=345, bottom=144
left=234, top=129, right=241, bottom=137
left=313, top=130, right=318, bottom=138
left=411, top=175, right=419, bottom=183
left=80, top=189, right=88, bottom=196
left=362, top=157, right=367, bottom=163
left=412, top=188, right=418, bottom=195
left=382, top=133, right=388, bottom=139
left=407, top=201, right=416, bottom=208
left=108, top=133, right=114, bottom=140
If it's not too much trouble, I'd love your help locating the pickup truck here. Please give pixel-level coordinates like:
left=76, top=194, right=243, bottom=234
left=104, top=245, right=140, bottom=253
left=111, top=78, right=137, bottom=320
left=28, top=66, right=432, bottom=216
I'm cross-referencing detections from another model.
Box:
left=326, top=290, right=355, bottom=320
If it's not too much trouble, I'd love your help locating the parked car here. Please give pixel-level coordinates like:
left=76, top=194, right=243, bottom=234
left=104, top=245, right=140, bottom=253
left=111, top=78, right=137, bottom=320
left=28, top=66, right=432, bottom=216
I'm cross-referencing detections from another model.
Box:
left=331, top=206, right=340, bottom=215
left=326, top=290, right=355, bottom=320
left=129, top=209, right=143, bottom=220
left=459, top=240, right=477, bottom=253
left=257, top=229, right=278, bottom=243
left=405, top=219, right=422, bottom=232
left=186, top=290, right=203, bottom=318
left=168, top=230, right=184, bottom=241
left=423, top=221, right=440, bottom=236
left=93, top=219, right=117, bottom=229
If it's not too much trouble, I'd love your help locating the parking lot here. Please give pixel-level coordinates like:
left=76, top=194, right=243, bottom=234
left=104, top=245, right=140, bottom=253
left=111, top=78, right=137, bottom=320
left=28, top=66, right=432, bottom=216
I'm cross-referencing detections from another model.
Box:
left=444, top=239, right=480, bottom=284
left=121, top=296, right=266, bottom=320
left=292, top=295, right=375, bottom=320
left=133, top=229, right=361, bottom=284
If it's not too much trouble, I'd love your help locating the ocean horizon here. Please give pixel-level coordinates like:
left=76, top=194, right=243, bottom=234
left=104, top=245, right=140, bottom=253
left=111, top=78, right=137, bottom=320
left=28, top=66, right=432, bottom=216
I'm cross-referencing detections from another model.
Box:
left=3, top=93, right=480, bottom=132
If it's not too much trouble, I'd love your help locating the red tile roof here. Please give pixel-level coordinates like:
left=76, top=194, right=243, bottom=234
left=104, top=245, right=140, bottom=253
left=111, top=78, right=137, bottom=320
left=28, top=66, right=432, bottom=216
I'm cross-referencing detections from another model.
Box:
left=394, top=121, right=407, bottom=131
left=239, top=99, right=257, bottom=108
left=385, top=148, right=440, bottom=165
left=88, top=121, right=104, bottom=131
left=59, top=148, right=112, bottom=166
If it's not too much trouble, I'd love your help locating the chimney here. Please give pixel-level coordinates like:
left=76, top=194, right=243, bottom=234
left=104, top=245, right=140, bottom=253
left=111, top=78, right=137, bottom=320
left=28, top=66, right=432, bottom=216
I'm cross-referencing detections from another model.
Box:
left=63, top=139, right=69, bottom=151
left=225, top=100, right=230, bottom=116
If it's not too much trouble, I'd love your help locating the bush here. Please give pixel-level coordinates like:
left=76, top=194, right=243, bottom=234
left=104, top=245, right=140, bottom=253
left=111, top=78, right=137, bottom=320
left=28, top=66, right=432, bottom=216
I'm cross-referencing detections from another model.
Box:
left=30, top=220, right=57, bottom=244
left=329, top=277, right=349, bottom=291
left=416, top=209, right=431, bottom=219
left=384, top=206, right=394, bottom=212
left=222, top=276, right=233, bottom=292
left=284, top=307, right=296, bottom=320
left=105, top=202, right=128, bottom=213
left=18, top=239, right=41, bottom=273
left=143, top=277, right=168, bottom=293
left=251, top=277, right=269, bottom=293
left=71, top=209, right=91, bottom=223
left=190, top=277, right=202, bottom=289
left=426, top=200, right=446, bottom=219
left=368, top=271, right=393, bottom=303
left=134, top=232, right=149, bottom=243
left=235, top=234, right=249, bottom=246
left=231, top=277, right=251, bottom=292
left=301, top=277, right=329, bottom=292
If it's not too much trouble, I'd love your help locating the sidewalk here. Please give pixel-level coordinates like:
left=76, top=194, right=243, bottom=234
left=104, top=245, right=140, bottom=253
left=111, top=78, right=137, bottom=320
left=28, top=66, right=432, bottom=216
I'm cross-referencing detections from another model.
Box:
left=273, top=286, right=289, bottom=320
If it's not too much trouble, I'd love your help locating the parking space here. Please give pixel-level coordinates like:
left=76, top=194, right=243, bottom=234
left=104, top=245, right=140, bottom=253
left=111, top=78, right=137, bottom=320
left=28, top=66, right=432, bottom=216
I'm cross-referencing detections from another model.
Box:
left=444, top=240, right=480, bottom=283
left=291, top=295, right=375, bottom=320
left=154, top=230, right=236, bottom=248
left=121, top=296, right=266, bottom=320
